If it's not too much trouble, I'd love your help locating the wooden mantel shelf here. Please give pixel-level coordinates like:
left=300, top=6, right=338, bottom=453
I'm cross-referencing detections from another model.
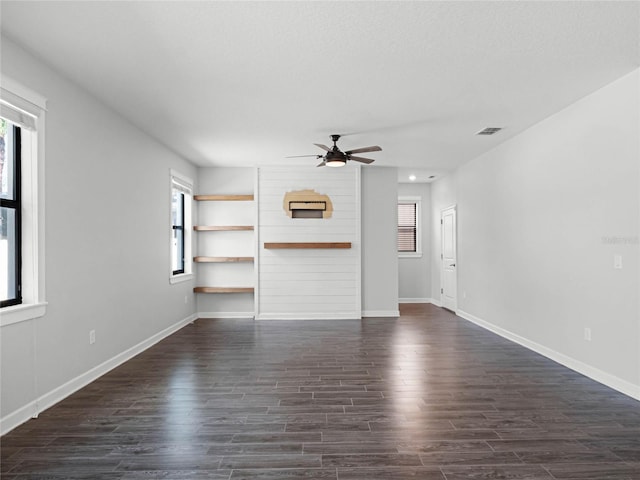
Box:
left=194, top=256, right=254, bottom=263
left=194, top=194, right=254, bottom=201
left=264, top=242, right=352, bottom=249
left=194, top=287, right=254, bottom=294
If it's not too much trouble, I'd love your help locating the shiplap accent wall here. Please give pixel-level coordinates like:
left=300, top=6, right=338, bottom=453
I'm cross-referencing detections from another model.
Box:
left=256, top=166, right=361, bottom=320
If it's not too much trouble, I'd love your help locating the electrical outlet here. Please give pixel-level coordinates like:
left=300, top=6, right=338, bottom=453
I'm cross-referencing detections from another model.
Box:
left=463, top=291, right=467, bottom=299
left=89, top=330, right=96, bottom=345
left=584, top=327, right=591, bottom=342
left=184, top=295, right=188, bottom=304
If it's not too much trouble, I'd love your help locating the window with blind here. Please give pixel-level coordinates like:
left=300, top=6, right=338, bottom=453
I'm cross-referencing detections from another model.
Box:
left=398, top=197, right=421, bottom=257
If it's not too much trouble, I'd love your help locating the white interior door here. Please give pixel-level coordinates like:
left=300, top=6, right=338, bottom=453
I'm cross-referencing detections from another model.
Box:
left=441, top=206, right=457, bottom=312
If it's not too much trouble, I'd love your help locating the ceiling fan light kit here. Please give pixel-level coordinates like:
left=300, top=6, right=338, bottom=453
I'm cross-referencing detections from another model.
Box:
left=288, top=134, right=381, bottom=167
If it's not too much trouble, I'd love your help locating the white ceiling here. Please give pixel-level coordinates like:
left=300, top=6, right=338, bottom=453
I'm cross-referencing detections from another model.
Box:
left=1, top=1, right=638, bottom=175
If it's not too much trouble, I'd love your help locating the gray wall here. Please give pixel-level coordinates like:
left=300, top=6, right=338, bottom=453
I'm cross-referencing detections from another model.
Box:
left=361, top=167, right=399, bottom=316
left=433, top=69, right=640, bottom=394
left=398, top=182, right=432, bottom=301
left=1, top=38, right=197, bottom=426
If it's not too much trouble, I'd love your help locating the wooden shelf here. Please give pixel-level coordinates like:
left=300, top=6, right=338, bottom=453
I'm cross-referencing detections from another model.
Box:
left=194, top=256, right=254, bottom=263
left=264, top=242, right=352, bottom=249
left=194, top=194, right=254, bottom=201
left=194, top=287, right=254, bottom=294
left=194, top=225, right=254, bottom=231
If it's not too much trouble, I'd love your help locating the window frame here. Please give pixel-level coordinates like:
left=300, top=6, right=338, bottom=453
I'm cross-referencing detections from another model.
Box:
left=169, top=169, right=193, bottom=284
left=172, top=188, right=185, bottom=275
left=398, top=196, right=422, bottom=258
left=1, top=123, right=23, bottom=307
left=0, top=77, right=47, bottom=327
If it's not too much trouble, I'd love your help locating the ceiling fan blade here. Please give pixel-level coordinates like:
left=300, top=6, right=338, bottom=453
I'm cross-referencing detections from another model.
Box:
left=286, top=154, right=322, bottom=158
left=345, top=146, right=382, bottom=155
left=316, top=161, right=326, bottom=167
left=314, top=143, right=331, bottom=152
left=349, top=156, right=375, bottom=164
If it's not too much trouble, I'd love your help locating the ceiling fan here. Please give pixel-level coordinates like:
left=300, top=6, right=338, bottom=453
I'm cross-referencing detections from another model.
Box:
left=287, top=134, right=381, bottom=167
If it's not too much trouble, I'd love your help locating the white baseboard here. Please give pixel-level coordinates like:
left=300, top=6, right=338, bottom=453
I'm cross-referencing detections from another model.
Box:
left=430, top=298, right=442, bottom=307
left=362, top=310, right=400, bottom=318
left=457, top=309, right=640, bottom=402
left=0, top=313, right=197, bottom=436
left=198, top=311, right=255, bottom=319
left=399, top=297, right=429, bottom=303
left=399, top=298, right=440, bottom=305
left=256, top=311, right=361, bottom=320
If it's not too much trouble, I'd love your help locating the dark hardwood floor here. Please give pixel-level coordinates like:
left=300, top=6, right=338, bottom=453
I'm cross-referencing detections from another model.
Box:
left=2, top=304, right=639, bottom=479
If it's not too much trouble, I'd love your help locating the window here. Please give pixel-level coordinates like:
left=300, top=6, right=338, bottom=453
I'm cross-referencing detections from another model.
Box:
left=398, top=197, right=421, bottom=257
left=0, top=77, right=47, bottom=325
left=171, top=189, right=185, bottom=274
left=170, top=170, right=193, bottom=283
left=1, top=120, right=21, bottom=307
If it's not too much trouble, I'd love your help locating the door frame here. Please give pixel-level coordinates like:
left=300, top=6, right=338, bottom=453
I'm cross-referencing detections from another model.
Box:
left=440, top=205, right=457, bottom=312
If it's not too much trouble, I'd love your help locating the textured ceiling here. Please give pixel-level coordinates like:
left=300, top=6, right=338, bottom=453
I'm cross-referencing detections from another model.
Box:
left=1, top=1, right=638, bottom=176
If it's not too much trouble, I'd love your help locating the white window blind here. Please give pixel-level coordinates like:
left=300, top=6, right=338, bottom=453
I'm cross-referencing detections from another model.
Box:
left=398, top=202, right=417, bottom=252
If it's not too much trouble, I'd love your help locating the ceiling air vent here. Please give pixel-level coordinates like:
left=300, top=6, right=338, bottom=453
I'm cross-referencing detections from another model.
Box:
left=476, top=127, right=503, bottom=136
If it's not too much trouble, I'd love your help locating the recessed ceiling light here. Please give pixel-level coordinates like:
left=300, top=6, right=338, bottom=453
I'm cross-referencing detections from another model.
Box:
left=409, top=174, right=417, bottom=181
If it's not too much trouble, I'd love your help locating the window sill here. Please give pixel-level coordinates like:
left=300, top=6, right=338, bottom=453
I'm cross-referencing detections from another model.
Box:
left=399, top=252, right=423, bottom=258
left=170, top=273, right=194, bottom=285
left=1, top=302, right=47, bottom=327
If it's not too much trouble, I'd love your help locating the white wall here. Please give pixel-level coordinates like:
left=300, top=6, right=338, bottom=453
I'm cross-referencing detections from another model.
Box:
left=398, top=182, right=432, bottom=302
left=257, top=166, right=361, bottom=320
left=438, top=69, right=640, bottom=397
left=362, top=167, right=399, bottom=316
left=0, top=38, right=197, bottom=432
left=195, top=167, right=256, bottom=317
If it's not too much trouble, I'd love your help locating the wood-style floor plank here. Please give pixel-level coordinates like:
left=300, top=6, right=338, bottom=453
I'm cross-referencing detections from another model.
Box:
left=2, top=304, right=639, bottom=478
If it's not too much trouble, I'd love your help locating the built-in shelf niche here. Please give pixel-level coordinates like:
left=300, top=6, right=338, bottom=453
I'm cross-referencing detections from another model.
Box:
left=193, top=191, right=255, bottom=296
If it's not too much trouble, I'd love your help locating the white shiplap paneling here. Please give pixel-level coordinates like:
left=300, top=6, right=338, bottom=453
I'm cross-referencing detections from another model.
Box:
left=256, top=166, right=361, bottom=320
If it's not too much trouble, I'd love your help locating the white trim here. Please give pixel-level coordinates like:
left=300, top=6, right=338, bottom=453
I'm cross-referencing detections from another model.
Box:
left=0, top=78, right=47, bottom=321
left=362, top=310, right=400, bottom=318
left=0, top=313, right=197, bottom=435
left=256, top=312, right=362, bottom=321
left=430, top=298, right=442, bottom=307
left=399, top=297, right=436, bottom=304
left=0, top=76, right=47, bottom=111
left=440, top=205, right=457, bottom=311
left=170, top=168, right=194, bottom=190
left=0, top=302, right=47, bottom=327
left=457, top=309, right=640, bottom=402
left=169, top=273, right=194, bottom=285
left=399, top=252, right=423, bottom=258
left=169, top=169, right=194, bottom=282
left=198, top=311, right=255, bottom=319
